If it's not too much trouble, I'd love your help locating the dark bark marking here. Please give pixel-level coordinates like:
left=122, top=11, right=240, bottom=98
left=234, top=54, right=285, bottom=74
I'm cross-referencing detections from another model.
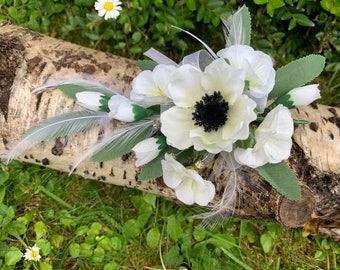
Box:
left=309, top=122, right=318, bottom=132
left=0, top=35, right=25, bottom=121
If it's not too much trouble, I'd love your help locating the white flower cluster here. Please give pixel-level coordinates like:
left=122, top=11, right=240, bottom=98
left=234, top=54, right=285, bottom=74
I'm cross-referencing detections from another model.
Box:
left=75, top=42, right=320, bottom=206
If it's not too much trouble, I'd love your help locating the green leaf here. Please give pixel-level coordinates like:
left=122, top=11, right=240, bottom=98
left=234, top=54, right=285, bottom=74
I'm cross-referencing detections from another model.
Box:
left=5, top=247, right=23, bottom=266
left=254, top=0, right=268, bottom=4
left=0, top=185, right=6, bottom=204
left=146, top=227, right=160, bottom=248
left=260, top=232, right=274, bottom=253
left=135, top=60, right=158, bottom=71
left=256, top=161, right=301, bottom=201
left=288, top=18, right=297, bottom=30
left=167, top=215, right=182, bottom=242
left=69, top=242, right=80, bottom=257
left=320, top=0, right=340, bottom=17
left=36, top=239, right=51, bottom=256
left=269, top=54, right=326, bottom=99
left=34, top=221, right=48, bottom=240
left=91, top=122, right=154, bottom=162
left=293, top=13, right=315, bottom=27
left=39, top=261, right=53, bottom=270
left=55, top=80, right=115, bottom=99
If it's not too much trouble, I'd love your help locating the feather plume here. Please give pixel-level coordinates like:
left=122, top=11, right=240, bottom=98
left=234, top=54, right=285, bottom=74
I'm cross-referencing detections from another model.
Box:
left=70, top=119, right=156, bottom=173
left=221, top=5, right=251, bottom=47
left=33, top=78, right=119, bottom=99
left=171, top=26, right=218, bottom=59
left=194, top=152, right=241, bottom=229
left=6, top=110, right=110, bottom=162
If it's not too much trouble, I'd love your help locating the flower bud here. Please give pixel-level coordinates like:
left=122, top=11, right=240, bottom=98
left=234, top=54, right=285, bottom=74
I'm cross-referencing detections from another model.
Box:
left=108, top=95, right=154, bottom=122
left=133, top=136, right=167, bottom=167
left=76, top=91, right=110, bottom=111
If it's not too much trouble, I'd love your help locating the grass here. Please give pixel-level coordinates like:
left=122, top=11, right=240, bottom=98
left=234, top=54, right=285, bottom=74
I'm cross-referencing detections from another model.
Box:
left=0, top=0, right=339, bottom=269
left=0, top=161, right=339, bottom=269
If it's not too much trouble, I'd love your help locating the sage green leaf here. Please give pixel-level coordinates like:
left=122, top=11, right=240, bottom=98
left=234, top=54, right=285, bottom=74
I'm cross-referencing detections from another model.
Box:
left=135, top=60, right=158, bottom=71
left=256, top=161, right=301, bottom=201
left=269, top=55, right=326, bottom=99
left=90, top=122, right=155, bottom=162
left=7, top=111, right=110, bottom=162
left=222, top=5, right=251, bottom=46
left=146, top=227, right=160, bottom=248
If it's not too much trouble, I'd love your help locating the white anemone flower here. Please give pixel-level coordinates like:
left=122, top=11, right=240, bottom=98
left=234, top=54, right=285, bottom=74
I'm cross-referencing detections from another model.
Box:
left=161, top=154, right=215, bottom=206
left=132, top=136, right=167, bottom=166
left=234, top=105, right=294, bottom=168
left=76, top=91, right=108, bottom=111
left=94, top=0, right=122, bottom=20
left=108, top=95, right=153, bottom=122
left=23, top=244, right=41, bottom=262
left=217, top=45, right=275, bottom=109
left=130, top=64, right=177, bottom=107
left=160, top=59, right=257, bottom=154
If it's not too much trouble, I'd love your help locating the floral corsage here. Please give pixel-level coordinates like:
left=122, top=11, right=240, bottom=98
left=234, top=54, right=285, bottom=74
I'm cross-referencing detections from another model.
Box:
left=8, top=6, right=325, bottom=214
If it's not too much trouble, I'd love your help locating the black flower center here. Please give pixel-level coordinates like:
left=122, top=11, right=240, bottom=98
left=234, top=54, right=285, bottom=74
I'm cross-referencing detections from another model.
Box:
left=192, top=91, right=229, bottom=132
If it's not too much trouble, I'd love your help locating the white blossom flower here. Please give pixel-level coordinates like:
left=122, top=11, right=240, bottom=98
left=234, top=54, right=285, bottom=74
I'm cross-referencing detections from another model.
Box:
left=160, top=59, right=257, bottom=154
left=217, top=45, right=275, bottom=109
left=281, top=84, right=321, bottom=108
left=23, top=244, right=41, bottom=262
left=94, top=0, right=122, bottom=20
left=161, top=154, right=215, bottom=206
left=234, top=105, right=294, bottom=168
left=76, top=91, right=109, bottom=111
left=132, top=136, right=167, bottom=166
left=108, top=95, right=153, bottom=122
left=130, top=64, right=177, bottom=107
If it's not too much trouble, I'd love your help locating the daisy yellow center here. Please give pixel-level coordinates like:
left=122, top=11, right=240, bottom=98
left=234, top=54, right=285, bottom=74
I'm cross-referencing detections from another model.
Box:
left=30, top=250, right=39, bottom=258
left=192, top=91, right=229, bottom=132
left=103, top=2, right=114, bottom=11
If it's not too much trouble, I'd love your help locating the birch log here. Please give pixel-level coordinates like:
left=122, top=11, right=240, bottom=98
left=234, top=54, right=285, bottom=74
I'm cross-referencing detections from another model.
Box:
left=0, top=23, right=339, bottom=240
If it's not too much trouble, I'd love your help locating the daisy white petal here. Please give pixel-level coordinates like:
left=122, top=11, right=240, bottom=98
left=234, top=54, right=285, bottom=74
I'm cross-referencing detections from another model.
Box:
left=23, top=244, right=41, bottom=262
left=94, top=0, right=122, bottom=20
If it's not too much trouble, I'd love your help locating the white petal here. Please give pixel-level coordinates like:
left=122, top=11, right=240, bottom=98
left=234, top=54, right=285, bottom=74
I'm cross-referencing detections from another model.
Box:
left=133, top=138, right=161, bottom=166
left=175, top=180, right=195, bottom=205
left=108, top=95, right=134, bottom=122
left=202, top=58, right=245, bottom=104
left=168, top=64, right=205, bottom=107
left=76, top=91, right=103, bottom=111
left=289, top=84, right=320, bottom=106
left=222, top=95, right=257, bottom=141
left=234, top=147, right=268, bottom=168
left=161, top=154, right=185, bottom=189
left=160, top=107, right=194, bottom=150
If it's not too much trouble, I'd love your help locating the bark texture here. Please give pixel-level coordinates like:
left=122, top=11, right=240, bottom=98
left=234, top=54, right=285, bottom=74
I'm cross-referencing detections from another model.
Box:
left=1, top=23, right=339, bottom=240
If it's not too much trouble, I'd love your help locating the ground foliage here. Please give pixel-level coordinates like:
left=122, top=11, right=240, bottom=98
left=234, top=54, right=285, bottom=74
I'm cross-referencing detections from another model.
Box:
left=0, top=0, right=339, bottom=269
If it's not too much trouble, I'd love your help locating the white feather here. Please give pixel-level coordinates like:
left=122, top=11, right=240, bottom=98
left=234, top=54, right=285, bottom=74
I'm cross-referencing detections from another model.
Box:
left=70, top=119, right=156, bottom=173
left=193, top=152, right=241, bottom=229
left=171, top=26, right=218, bottom=59
left=33, top=78, right=119, bottom=97
left=222, top=5, right=251, bottom=47
left=6, top=111, right=110, bottom=162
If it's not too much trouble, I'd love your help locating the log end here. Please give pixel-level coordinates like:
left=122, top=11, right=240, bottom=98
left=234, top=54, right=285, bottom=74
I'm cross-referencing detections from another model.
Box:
left=277, top=185, right=315, bottom=228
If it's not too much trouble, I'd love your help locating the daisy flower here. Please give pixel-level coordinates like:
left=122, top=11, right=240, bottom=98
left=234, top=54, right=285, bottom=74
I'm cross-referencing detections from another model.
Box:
left=94, top=0, right=122, bottom=20
left=23, top=244, right=41, bottom=262
left=160, top=58, right=257, bottom=154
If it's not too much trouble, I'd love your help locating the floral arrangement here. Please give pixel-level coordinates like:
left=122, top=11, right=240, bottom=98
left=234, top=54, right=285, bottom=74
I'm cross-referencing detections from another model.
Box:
left=8, top=6, right=325, bottom=218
